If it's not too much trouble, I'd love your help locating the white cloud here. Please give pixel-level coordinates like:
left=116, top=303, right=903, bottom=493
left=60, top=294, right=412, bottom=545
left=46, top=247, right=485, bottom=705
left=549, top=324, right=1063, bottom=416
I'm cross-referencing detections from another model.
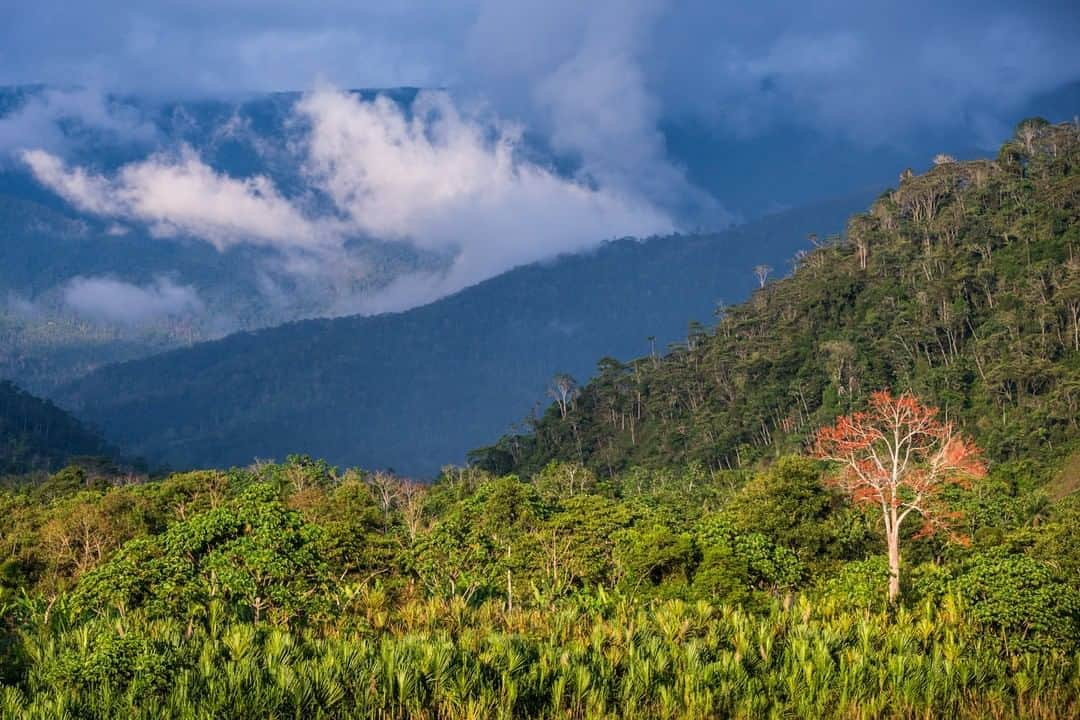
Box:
left=24, top=87, right=673, bottom=315
left=296, top=87, right=673, bottom=310
left=114, top=148, right=328, bottom=251
left=0, top=87, right=156, bottom=159
left=299, top=88, right=670, bottom=260
left=22, top=146, right=331, bottom=252
left=20, top=149, right=118, bottom=213
left=62, top=276, right=203, bottom=326
left=464, top=0, right=726, bottom=225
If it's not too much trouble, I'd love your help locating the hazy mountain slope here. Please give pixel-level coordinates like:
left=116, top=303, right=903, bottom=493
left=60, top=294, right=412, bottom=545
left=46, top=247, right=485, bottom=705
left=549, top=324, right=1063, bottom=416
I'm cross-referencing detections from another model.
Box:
left=56, top=193, right=873, bottom=475
left=0, top=380, right=112, bottom=475
left=0, top=188, right=438, bottom=394
left=0, top=87, right=440, bottom=393
left=478, top=120, right=1080, bottom=476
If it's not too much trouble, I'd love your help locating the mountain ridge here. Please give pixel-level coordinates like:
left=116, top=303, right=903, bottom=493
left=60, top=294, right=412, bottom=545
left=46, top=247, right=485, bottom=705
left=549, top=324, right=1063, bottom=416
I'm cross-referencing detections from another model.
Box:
left=55, top=192, right=876, bottom=475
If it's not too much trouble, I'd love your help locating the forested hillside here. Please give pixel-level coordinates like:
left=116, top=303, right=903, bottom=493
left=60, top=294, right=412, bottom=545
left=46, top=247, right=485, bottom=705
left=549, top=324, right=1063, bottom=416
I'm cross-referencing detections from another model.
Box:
left=57, top=195, right=872, bottom=475
left=0, top=381, right=112, bottom=476
left=477, top=119, right=1080, bottom=477
left=0, top=119, right=1077, bottom=719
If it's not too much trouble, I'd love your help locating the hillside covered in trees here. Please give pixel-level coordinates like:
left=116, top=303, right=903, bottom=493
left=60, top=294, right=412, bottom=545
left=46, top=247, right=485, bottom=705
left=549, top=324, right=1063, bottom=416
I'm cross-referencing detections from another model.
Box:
left=0, top=120, right=1077, bottom=718
left=0, top=381, right=113, bottom=476
left=475, top=119, right=1080, bottom=479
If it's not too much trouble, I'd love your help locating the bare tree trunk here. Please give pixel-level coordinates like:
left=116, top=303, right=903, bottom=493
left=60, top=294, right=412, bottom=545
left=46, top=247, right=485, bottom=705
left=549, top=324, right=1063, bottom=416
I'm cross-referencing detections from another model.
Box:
left=887, top=528, right=901, bottom=605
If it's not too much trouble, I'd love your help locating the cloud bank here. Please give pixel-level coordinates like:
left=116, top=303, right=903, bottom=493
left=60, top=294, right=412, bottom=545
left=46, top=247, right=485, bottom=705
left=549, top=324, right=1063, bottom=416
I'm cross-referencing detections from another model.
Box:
left=21, top=147, right=328, bottom=251
left=4, top=2, right=1076, bottom=147
left=23, top=88, right=673, bottom=314
left=5, top=2, right=1078, bottom=321
left=8, top=3, right=1075, bottom=228
left=62, top=276, right=203, bottom=326
left=0, top=87, right=156, bottom=160
left=298, top=89, right=671, bottom=308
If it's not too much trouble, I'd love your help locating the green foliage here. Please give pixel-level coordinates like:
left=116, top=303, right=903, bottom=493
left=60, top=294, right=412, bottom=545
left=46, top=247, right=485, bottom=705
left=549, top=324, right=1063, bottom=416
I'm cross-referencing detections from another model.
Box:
left=693, top=515, right=803, bottom=605
left=0, top=452, right=1075, bottom=717
left=533, top=494, right=638, bottom=593
left=488, top=121, right=1080, bottom=477
left=3, top=593, right=1078, bottom=719
left=722, top=455, right=874, bottom=567
left=1028, top=491, right=1080, bottom=580
left=72, top=483, right=329, bottom=626
left=613, top=519, right=695, bottom=595
left=0, top=381, right=114, bottom=476
left=820, top=556, right=892, bottom=613
left=952, top=549, right=1080, bottom=652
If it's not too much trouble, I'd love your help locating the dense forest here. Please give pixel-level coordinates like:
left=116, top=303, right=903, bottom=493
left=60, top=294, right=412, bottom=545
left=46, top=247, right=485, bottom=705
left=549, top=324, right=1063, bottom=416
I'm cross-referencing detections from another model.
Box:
left=474, top=119, right=1080, bottom=479
left=0, top=381, right=113, bottom=476
left=0, top=119, right=1077, bottom=718
left=0, top=443, right=1077, bottom=716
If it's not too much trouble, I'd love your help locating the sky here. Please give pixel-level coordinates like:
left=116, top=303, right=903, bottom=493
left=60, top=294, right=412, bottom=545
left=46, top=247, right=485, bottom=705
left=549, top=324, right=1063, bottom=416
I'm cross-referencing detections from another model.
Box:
left=4, top=1, right=1078, bottom=141
left=2, top=1, right=1080, bottom=323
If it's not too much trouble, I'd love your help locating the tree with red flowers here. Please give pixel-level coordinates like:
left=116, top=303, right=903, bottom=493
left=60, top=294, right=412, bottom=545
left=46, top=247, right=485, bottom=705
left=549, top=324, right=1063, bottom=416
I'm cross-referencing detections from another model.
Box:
left=813, top=391, right=986, bottom=604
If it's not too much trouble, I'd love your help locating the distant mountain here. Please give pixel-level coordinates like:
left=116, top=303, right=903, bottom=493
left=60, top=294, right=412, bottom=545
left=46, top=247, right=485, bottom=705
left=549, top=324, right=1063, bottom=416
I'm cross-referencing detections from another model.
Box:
left=0, top=188, right=436, bottom=394
left=3, top=83, right=1077, bottom=396
left=0, top=380, right=112, bottom=475
left=0, top=86, right=440, bottom=393
left=56, top=193, right=875, bottom=475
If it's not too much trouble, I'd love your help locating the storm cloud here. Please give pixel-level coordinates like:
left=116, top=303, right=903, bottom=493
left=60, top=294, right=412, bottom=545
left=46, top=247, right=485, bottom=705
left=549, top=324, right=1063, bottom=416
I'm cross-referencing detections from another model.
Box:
left=3, top=2, right=1077, bottom=144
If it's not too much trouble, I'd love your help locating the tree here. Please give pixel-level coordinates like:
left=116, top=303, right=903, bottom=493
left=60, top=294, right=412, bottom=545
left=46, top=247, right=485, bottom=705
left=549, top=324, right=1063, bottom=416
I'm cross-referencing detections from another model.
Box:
left=1015, top=117, right=1049, bottom=156
left=953, top=549, right=1080, bottom=652
left=693, top=515, right=803, bottom=605
left=753, top=264, right=772, bottom=288
left=813, top=391, right=985, bottom=604
left=547, top=374, right=579, bottom=419
left=534, top=460, right=596, bottom=499
left=367, top=471, right=403, bottom=519
left=72, top=483, right=329, bottom=626
left=397, top=479, right=428, bottom=542
left=723, top=456, right=869, bottom=568
left=846, top=215, right=873, bottom=270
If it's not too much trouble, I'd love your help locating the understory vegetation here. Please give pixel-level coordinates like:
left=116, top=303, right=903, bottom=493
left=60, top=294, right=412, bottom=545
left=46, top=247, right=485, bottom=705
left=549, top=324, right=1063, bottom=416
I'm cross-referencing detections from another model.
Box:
left=0, top=448, right=1077, bottom=718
